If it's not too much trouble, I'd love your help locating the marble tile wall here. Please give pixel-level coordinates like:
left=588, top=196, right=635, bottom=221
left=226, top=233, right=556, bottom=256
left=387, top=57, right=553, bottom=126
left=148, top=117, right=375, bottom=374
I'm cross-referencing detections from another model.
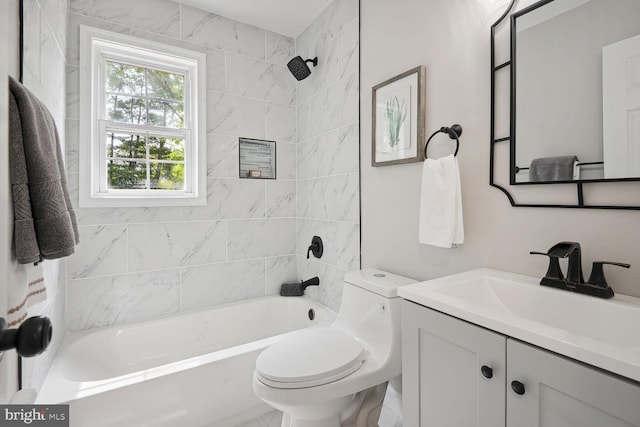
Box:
left=295, top=0, right=360, bottom=311
left=20, top=0, right=69, bottom=394
left=65, top=0, right=298, bottom=332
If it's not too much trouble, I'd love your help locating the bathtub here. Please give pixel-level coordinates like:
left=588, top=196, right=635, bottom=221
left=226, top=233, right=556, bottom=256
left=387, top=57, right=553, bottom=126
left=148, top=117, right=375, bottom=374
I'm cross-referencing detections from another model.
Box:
left=37, top=295, right=335, bottom=427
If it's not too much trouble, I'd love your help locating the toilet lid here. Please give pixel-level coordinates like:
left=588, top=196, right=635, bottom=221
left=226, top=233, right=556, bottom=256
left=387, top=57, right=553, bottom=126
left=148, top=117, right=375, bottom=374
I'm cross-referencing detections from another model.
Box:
left=255, top=328, right=366, bottom=388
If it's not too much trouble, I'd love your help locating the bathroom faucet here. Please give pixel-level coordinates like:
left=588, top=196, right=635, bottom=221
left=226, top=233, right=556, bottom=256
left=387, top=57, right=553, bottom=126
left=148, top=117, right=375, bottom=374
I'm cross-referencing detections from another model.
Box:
left=556, top=242, right=583, bottom=284
left=280, top=277, right=320, bottom=297
left=530, top=241, right=630, bottom=299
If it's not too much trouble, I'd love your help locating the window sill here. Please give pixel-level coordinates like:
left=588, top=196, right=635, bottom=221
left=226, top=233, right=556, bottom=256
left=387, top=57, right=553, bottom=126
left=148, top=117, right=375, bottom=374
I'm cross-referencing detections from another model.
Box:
left=78, top=193, right=207, bottom=208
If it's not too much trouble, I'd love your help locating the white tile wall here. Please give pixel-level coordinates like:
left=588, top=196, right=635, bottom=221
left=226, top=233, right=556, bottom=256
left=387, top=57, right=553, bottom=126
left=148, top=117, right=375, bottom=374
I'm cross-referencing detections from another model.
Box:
left=63, top=0, right=360, bottom=330
left=65, top=0, right=300, bottom=333
left=207, top=91, right=266, bottom=138
left=128, top=221, right=227, bottom=271
left=70, top=0, right=181, bottom=38
left=266, top=181, right=296, bottom=218
left=67, top=269, right=181, bottom=330
left=265, top=255, right=297, bottom=295
left=265, top=103, right=296, bottom=143
left=226, top=54, right=296, bottom=105
left=20, top=0, right=68, bottom=394
left=180, top=4, right=265, bottom=59
left=67, top=225, right=128, bottom=279
left=227, top=219, right=297, bottom=260
left=266, top=32, right=295, bottom=65
left=295, top=0, right=360, bottom=311
left=180, top=259, right=265, bottom=311
left=308, top=174, right=359, bottom=222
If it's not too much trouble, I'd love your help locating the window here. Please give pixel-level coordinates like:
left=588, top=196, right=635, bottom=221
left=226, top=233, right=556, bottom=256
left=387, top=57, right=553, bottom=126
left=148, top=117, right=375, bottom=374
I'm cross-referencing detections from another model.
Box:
left=79, top=26, right=206, bottom=207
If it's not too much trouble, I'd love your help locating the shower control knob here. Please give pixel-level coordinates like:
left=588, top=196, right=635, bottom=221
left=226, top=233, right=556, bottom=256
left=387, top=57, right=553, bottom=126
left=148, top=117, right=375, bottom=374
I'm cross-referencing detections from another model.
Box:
left=307, top=236, right=323, bottom=259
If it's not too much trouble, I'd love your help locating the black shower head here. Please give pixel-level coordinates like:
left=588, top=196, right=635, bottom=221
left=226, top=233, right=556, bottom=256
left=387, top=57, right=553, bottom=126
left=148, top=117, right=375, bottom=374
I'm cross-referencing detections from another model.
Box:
left=287, top=56, right=318, bottom=81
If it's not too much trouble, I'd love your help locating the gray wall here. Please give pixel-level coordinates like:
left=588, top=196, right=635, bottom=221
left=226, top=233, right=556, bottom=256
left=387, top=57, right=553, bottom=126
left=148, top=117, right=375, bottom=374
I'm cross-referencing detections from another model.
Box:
left=361, top=0, right=640, bottom=299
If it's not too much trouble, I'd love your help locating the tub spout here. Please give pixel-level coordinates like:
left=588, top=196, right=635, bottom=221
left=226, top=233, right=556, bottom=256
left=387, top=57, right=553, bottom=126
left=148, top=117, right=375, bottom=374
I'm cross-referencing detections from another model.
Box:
left=280, top=277, right=320, bottom=296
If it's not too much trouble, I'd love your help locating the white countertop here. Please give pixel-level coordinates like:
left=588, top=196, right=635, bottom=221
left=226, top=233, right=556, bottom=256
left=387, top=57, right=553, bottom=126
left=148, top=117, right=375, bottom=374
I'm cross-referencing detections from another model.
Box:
left=397, top=268, right=640, bottom=383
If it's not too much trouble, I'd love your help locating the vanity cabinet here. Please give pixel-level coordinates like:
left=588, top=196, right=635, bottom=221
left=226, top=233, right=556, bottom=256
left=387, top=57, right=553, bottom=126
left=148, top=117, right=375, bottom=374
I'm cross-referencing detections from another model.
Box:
left=402, top=300, right=640, bottom=427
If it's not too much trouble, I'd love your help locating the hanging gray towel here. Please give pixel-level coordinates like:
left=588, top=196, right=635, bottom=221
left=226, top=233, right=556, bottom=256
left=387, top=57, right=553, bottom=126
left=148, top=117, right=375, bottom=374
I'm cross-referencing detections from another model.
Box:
left=529, top=156, right=578, bottom=182
left=9, top=76, right=79, bottom=264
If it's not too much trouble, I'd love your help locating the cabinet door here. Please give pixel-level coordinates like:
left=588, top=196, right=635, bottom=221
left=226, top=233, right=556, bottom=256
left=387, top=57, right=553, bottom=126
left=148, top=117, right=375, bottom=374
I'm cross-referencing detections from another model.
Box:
left=507, top=339, right=640, bottom=427
left=402, top=301, right=506, bottom=427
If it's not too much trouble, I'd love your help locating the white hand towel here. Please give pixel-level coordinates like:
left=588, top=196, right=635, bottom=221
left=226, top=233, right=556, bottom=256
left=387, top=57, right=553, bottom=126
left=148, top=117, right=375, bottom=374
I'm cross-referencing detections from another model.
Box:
left=419, top=155, right=464, bottom=248
left=7, top=263, right=46, bottom=327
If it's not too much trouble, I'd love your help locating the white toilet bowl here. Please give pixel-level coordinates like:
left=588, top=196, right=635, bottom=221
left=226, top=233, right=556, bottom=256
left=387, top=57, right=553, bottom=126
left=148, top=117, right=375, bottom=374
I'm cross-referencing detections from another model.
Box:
left=253, top=269, right=416, bottom=427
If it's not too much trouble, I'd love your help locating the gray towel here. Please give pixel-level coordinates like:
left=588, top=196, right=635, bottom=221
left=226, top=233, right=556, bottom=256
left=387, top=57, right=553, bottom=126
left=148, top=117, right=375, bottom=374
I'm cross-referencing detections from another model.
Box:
left=9, top=76, right=79, bottom=264
left=529, top=156, right=578, bottom=182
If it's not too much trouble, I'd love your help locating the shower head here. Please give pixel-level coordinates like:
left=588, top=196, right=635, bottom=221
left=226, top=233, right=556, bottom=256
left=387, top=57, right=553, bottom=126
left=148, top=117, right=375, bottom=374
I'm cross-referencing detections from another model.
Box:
left=287, top=56, right=318, bottom=81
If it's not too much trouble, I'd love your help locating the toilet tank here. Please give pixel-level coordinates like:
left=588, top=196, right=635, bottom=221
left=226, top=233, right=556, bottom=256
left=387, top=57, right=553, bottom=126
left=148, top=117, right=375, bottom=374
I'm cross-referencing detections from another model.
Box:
left=344, top=269, right=418, bottom=298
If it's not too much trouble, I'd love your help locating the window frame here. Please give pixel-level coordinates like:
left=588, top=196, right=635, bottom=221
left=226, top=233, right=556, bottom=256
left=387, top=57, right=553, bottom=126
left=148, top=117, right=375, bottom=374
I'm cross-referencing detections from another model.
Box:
left=79, top=26, right=207, bottom=207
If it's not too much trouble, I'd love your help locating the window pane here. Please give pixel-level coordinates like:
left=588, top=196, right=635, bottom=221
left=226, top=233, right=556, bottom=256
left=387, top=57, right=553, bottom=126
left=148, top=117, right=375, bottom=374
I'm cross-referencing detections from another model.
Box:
left=106, top=131, right=146, bottom=160
left=147, top=100, right=184, bottom=128
left=149, top=162, right=184, bottom=190
left=107, top=160, right=147, bottom=189
left=147, top=69, right=184, bottom=101
left=105, top=61, right=144, bottom=96
left=148, top=136, right=185, bottom=161
left=106, top=95, right=147, bottom=124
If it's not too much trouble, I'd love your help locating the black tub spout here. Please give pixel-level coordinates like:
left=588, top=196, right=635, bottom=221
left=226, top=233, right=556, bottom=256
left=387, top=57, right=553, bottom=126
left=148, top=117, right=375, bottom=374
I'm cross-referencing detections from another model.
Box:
left=280, top=277, right=320, bottom=296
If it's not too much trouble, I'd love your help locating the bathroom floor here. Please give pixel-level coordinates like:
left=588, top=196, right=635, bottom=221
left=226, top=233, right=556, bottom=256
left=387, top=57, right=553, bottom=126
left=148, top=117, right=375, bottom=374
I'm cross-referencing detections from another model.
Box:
left=236, top=411, right=283, bottom=427
left=234, top=387, right=404, bottom=427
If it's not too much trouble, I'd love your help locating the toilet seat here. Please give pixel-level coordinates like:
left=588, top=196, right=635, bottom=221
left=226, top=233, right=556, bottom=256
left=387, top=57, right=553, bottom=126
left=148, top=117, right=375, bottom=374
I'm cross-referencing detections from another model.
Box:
left=255, top=328, right=366, bottom=389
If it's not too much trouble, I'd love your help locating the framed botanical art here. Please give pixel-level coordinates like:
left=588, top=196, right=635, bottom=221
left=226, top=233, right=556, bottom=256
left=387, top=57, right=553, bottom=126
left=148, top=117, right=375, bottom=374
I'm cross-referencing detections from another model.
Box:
left=372, top=65, right=426, bottom=166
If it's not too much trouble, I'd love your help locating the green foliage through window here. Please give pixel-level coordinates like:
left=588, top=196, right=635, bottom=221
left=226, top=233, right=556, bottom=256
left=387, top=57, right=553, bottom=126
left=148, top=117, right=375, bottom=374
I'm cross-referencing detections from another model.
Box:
left=104, top=60, right=187, bottom=191
left=106, top=131, right=185, bottom=191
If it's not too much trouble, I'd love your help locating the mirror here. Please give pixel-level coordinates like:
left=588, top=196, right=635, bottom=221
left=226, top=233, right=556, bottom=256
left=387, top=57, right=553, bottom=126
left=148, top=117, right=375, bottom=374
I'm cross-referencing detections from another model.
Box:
left=512, top=0, right=640, bottom=184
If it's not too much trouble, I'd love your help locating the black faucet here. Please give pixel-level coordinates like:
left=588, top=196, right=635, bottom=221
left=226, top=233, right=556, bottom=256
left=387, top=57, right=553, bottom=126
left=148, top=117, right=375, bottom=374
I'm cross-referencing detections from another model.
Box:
left=307, top=236, right=323, bottom=259
left=280, top=277, right=320, bottom=297
left=552, top=242, right=583, bottom=284
left=530, top=242, right=630, bottom=299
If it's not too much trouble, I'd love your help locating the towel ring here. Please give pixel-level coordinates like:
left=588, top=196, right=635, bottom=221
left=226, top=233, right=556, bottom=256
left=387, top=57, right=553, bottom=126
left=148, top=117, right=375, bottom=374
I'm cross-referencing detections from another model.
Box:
left=424, top=124, right=462, bottom=159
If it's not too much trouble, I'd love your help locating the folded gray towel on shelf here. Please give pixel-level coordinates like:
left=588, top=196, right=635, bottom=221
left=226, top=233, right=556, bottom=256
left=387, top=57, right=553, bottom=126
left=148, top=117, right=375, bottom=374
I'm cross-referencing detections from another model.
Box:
left=9, top=76, right=79, bottom=264
left=529, top=155, right=578, bottom=182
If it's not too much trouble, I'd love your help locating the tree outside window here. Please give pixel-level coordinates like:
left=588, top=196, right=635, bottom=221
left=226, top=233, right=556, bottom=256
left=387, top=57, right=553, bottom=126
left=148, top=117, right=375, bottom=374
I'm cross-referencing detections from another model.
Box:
left=104, top=61, right=186, bottom=191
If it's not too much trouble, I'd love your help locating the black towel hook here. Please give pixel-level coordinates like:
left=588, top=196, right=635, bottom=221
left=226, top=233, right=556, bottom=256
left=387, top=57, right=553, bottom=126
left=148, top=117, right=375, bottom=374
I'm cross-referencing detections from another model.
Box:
left=424, top=124, right=463, bottom=159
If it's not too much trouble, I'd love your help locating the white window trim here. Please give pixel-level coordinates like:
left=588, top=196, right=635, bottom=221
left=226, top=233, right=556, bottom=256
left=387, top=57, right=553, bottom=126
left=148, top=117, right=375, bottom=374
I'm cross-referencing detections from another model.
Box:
left=79, top=25, right=207, bottom=207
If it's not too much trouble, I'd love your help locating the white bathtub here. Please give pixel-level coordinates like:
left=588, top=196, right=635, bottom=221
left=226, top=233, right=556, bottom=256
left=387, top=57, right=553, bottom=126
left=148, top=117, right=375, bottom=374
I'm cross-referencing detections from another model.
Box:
left=37, top=295, right=335, bottom=427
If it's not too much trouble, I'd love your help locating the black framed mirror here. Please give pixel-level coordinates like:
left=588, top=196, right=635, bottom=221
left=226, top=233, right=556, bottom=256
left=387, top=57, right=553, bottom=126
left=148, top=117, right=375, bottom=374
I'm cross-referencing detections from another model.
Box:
left=490, top=0, right=640, bottom=210
left=511, top=0, right=640, bottom=185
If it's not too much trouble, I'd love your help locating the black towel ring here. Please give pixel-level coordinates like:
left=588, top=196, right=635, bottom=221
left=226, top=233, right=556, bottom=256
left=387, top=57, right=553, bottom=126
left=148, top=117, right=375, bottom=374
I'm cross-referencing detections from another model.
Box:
left=424, top=124, right=463, bottom=159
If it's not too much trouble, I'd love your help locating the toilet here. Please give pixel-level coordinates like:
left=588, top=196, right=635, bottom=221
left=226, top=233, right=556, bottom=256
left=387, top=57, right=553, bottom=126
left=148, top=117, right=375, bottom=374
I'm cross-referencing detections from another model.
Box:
left=253, top=269, right=417, bottom=427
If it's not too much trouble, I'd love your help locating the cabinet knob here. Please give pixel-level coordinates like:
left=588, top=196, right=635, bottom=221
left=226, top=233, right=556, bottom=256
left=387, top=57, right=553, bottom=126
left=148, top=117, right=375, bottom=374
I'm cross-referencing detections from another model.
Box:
left=481, top=365, right=493, bottom=379
left=511, top=380, right=526, bottom=395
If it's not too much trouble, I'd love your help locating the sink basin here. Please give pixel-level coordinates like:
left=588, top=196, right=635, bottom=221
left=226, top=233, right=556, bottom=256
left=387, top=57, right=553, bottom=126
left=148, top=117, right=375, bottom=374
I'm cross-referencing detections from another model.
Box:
left=397, top=268, right=640, bottom=382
